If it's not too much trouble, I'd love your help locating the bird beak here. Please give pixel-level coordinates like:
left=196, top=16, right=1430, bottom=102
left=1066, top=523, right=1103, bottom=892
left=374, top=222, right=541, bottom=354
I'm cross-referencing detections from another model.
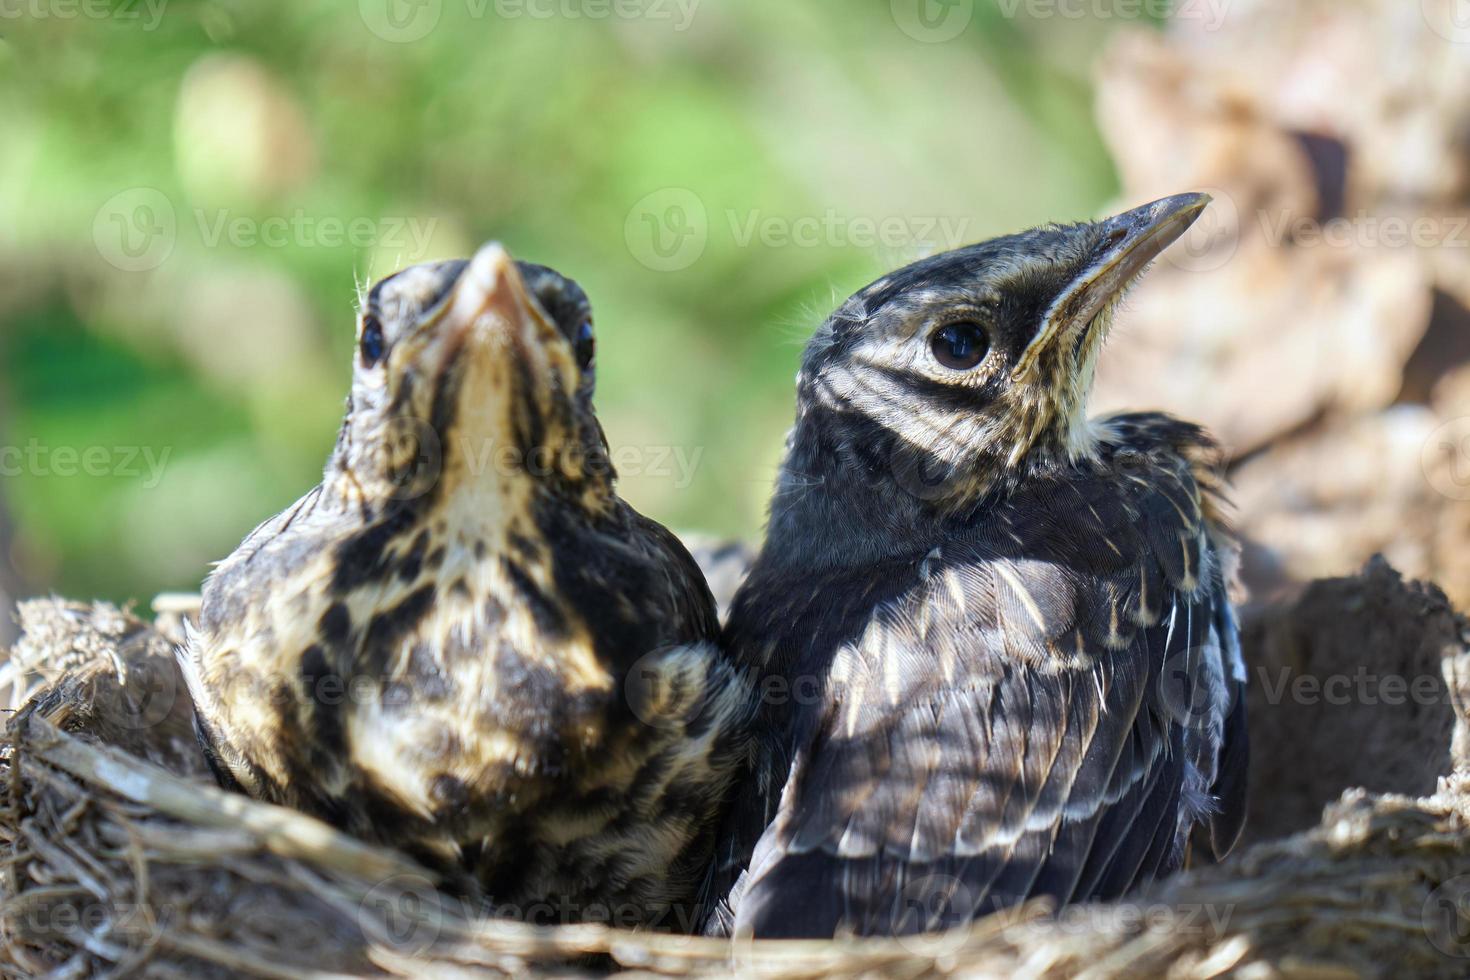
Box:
left=446, top=242, right=540, bottom=340
left=1012, top=192, right=1209, bottom=381
left=434, top=241, right=578, bottom=392
left=398, top=242, right=540, bottom=383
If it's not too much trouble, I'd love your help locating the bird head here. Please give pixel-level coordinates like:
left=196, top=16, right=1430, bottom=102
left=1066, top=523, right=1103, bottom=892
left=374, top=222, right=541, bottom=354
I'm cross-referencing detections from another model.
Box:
left=330, top=243, right=610, bottom=517
left=784, top=193, right=1208, bottom=519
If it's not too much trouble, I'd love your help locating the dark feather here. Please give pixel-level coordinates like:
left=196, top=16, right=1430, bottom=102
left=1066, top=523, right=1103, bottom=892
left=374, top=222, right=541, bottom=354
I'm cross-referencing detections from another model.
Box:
left=708, top=417, right=1247, bottom=939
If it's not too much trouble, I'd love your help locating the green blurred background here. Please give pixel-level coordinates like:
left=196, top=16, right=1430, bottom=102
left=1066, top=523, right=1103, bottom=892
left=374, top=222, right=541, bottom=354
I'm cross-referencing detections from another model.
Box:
left=0, top=0, right=1157, bottom=606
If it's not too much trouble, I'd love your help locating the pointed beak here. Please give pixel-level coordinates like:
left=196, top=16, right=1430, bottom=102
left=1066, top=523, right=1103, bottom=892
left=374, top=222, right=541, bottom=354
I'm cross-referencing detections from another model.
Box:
left=1012, top=192, right=1209, bottom=381
left=446, top=242, right=539, bottom=336
left=430, top=241, right=572, bottom=390
left=424, top=241, right=581, bottom=440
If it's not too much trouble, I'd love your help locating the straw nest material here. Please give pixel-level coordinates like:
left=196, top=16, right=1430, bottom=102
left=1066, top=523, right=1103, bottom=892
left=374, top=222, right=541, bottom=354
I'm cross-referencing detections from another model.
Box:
left=2, top=558, right=1469, bottom=978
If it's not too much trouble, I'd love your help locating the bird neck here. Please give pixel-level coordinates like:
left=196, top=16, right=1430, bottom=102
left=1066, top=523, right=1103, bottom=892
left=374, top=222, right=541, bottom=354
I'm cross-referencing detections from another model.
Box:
left=764, top=395, right=1113, bottom=574
left=322, top=409, right=618, bottom=542
left=763, top=403, right=970, bottom=572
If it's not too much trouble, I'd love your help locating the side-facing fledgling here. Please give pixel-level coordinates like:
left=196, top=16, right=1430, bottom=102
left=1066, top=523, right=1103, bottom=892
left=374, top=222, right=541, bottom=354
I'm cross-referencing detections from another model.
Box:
left=705, top=195, right=1249, bottom=939
left=182, top=245, right=752, bottom=930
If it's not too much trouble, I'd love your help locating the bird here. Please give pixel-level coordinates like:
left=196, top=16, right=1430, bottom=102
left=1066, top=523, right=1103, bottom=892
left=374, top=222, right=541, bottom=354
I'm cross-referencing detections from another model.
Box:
left=180, top=244, right=753, bottom=931
left=703, top=193, right=1249, bottom=939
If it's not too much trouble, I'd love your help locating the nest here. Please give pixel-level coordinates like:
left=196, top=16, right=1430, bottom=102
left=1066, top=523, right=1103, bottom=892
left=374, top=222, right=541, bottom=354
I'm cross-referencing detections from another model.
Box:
left=0, top=559, right=1466, bottom=978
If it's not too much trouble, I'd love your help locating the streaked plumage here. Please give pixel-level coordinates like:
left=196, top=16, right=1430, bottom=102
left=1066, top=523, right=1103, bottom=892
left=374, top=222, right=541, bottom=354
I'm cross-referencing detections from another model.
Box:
left=181, top=245, right=752, bottom=929
left=704, top=195, right=1249, bottom=939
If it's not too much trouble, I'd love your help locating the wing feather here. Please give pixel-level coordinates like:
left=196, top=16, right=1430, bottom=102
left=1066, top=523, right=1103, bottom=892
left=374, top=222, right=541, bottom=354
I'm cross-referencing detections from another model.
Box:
left=709, top=430, right=1248, bottom=939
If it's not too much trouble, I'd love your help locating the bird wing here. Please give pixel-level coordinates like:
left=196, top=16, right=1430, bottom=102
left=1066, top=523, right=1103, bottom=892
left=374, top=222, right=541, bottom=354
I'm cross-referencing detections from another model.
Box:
left=727, top=455, right=1246, bottom=939
left=628, top=509, right=722, bottom=644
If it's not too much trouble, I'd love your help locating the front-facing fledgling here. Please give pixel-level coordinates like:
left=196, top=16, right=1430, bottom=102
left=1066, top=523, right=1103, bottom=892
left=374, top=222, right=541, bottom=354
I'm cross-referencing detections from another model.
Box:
left=705, top=194, right=1249, bottom=939
left=182, top=245, right=751, bottom=930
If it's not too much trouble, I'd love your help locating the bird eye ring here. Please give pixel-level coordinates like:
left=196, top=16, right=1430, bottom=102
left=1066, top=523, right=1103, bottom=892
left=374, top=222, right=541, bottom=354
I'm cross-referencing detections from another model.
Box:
left=574, top=320, right=595, bottom=371
left=929, top=321, right=990, bottom=371
left=360, top=314, right=386, bottom=367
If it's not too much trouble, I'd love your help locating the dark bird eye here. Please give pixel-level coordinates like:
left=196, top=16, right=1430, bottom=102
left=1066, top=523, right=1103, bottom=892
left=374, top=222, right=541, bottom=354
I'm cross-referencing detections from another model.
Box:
left=930, top=321, right=990, bottom=371
left=360, top=315, right=385, bottom=367
left=574, top=320, right=595, bottom=370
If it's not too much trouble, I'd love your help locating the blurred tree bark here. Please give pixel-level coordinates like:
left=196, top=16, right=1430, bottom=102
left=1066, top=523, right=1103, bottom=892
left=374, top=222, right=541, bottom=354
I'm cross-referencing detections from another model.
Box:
left=1090, top=0, right=1470, bottom=610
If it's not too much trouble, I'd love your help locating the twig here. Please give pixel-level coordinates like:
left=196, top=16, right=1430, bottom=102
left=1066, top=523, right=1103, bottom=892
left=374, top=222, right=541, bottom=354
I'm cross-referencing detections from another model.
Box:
left=18, top=716, right=431, bottom=888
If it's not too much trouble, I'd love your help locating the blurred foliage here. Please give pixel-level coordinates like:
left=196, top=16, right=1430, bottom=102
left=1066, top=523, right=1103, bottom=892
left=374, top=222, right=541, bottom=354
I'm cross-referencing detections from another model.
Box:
left=0, top=0, right=1153, bottom=604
